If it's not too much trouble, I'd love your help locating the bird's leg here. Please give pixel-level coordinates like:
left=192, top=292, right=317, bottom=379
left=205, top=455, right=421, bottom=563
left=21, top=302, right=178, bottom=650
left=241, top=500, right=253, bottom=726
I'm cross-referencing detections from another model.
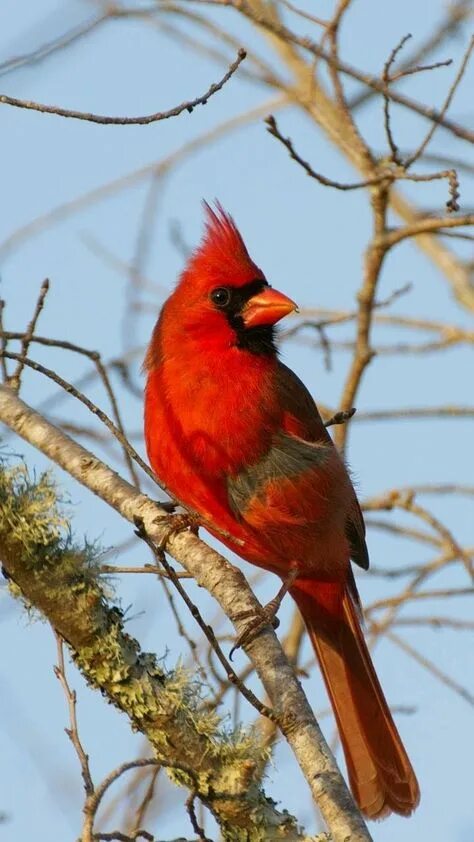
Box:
left=229, top=563, right=300, bottom=660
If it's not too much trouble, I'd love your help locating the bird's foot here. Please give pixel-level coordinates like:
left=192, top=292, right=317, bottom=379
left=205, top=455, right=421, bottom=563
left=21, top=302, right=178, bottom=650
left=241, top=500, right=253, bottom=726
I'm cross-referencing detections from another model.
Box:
left=229, top=603, right=281, bottom=660
left=229, top=564, right=300, bottom=660
left=153, top=512, right=201, bottom=550
left=156, top=499, right=178, bottom=513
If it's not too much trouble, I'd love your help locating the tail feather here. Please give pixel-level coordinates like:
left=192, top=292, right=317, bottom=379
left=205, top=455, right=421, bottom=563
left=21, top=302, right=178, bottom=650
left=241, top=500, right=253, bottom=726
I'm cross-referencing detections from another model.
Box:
left=291, top=580, right=420, bottom=819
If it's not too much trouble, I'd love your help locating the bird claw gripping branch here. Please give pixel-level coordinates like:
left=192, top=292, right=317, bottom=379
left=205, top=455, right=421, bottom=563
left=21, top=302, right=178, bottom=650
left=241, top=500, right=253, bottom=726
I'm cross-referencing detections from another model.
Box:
left=229, top=564, right=300, bottom=659
left=153, top=513, right=201, bottom=552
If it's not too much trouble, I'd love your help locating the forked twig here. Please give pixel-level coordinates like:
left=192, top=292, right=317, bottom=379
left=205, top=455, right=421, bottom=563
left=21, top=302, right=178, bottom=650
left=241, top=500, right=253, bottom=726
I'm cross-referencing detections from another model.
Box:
left=9, top=280, right=49, bottom=392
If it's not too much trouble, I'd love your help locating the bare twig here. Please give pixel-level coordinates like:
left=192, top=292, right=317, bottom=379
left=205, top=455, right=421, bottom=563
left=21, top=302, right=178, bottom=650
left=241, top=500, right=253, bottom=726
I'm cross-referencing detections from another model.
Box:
left=129, top=765, right=161, bottom=838
left=0, top=350, right=162, bottom=489
left=186, top=793, right=212, bottom=842
left=387, top=631, right=474, bottom=706
left=265, top=115, right=386, bottom=191
left=54, top=632, right=94, bottom=798
left=354, top=405, right=474, bottom=422
left=84, top=760, right=161, bottom=842
left=385, top=213, right=474, bottom=246
left=0, top=330, right=141, bottom=485
left=382, top=34, right=412, bottom=165
left=0, top=14, right=109, bottom=77
left=0, top=300, right=8, bottom=381
left=349, top=0, right=471, bottom=109
left=405, top=35, right=474, bottom=167
left=93, top=831, right=155, bottom=841
left=0, top=50, right=246, bottom=125
left=324, top=408, right=356, bottom=428
left=8, top=280, right=49, bottom=393
left=0, top=96, right=287, bottom=260
left=100, top=564, right=192, bottom=578
left=367, top=588, right=473, bottom=613
left=391, top=616, right=474, bottom=631
left=199, top=0, right=474, bottom=144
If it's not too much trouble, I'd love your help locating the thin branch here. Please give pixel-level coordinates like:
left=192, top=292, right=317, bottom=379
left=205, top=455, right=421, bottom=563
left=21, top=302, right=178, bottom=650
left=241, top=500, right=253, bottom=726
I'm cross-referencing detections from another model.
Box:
left=392, top=616, right=474, bottom=631
left=197, top=0, right=474, bottom=144
left=278, top=0, right=328, bottom=27
left=100, top=564, right=193, bottom=578
left=382, top=33, right=412, bottom=165
left=405, top=35, right=474, bottom=167
left=266, top=114, right=464, bottom=209
left=1, top=330, right=141, bottom=485
left=186, top=793, right=212, bottom=842
left=129, top=765, right=161, bottom=838
left=387, top=631, right=474, bottom=706
left=354, top=406, right=474, bottom=422
left=54, top=632, right=94, bottom=797
left=0, top=96, right=287, bottom=260
left=0, top=14, right=109, bottom=78
left=0, top=50, right=246, bottom=125
left=388, top=58, right=453, bottom=83
left=0, top=301, right=8, bottom=381
left=349, top=0, right=471, bottom=109
left=8, top=280, right=49, bottom=392
left=265, top=115, right=386, bottom=190
left=93, top=831, right=155, bottom=842
left=324, top=0, right=353, bottom=111
left=385, top=214, right=474, bottom=246
left=324, top=408, right=356, bottom=428
left=367, top=588, right=473, bottom=614
left=0, top=350, right=162, bottom=490
left=84, top=760, right=161, bottom=841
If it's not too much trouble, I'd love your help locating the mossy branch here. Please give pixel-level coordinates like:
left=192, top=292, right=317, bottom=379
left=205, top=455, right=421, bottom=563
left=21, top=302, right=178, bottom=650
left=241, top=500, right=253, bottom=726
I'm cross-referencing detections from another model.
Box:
left=0, top=384, right=372, bottom=842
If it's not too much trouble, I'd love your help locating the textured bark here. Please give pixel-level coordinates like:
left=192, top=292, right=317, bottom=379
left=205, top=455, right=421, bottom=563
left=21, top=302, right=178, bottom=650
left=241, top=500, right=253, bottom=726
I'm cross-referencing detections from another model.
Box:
left=0, top=384, right=372, bottom=842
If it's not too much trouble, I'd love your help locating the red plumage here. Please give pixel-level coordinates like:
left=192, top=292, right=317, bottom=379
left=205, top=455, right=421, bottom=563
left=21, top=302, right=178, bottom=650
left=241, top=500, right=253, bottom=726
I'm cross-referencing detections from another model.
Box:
left=144, top=204, right=420, bottom=819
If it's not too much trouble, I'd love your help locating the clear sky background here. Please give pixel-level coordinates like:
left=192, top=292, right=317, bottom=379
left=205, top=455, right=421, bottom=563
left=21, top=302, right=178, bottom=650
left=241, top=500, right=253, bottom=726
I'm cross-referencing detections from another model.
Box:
left=0, top=1, right=473, bottom=841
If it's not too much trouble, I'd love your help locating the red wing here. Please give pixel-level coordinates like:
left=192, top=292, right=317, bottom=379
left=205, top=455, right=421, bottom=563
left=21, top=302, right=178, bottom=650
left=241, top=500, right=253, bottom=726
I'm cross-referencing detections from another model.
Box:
left=227, top=361, right=370, bottom=570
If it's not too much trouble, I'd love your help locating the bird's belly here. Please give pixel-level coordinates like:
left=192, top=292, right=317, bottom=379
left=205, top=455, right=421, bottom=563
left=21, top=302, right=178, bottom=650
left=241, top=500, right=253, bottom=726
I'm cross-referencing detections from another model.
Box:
left=157, top=356, right=280, bottom=476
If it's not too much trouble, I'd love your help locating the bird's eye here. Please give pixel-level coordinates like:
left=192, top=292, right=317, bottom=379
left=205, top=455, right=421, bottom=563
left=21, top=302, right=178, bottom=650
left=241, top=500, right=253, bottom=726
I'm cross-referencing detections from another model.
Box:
left=210, top=287, right=231, bottom=308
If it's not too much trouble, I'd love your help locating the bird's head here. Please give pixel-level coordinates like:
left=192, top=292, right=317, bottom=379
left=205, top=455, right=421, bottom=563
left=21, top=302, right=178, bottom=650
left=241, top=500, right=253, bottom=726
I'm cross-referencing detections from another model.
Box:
left=159, top=203, right=297, bottom=357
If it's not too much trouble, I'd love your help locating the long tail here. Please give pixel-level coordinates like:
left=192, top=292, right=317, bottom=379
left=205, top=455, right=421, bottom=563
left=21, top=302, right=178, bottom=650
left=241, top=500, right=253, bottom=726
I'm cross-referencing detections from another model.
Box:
left=291, top=578, right=420, bottom=819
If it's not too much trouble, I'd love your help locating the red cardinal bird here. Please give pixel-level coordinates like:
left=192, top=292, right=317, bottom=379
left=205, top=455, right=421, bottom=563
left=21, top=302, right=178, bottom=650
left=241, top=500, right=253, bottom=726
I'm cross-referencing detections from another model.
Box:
left=144, top=204, right=420, bottom=819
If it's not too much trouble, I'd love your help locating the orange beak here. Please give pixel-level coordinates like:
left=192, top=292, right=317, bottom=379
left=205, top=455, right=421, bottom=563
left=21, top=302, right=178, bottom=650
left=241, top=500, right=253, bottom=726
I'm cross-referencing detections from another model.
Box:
left=242, top=287, right=298, bottom=328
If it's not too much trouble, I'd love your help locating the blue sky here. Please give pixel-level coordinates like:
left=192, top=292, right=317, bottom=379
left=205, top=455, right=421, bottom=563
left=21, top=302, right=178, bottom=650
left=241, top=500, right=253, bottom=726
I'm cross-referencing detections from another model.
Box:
left=0, top=2, right=473, bottom=841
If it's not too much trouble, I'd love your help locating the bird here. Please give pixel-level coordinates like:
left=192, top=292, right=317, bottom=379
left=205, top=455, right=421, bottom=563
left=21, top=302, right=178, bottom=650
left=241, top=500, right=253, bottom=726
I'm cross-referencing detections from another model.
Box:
left=144, top=203, right=420, bottom=819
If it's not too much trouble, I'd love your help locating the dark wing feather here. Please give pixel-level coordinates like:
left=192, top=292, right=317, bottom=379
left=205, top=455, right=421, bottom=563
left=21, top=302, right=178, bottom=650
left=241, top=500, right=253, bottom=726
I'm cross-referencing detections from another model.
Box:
left=227, top=432, right=331, bottom=517
left=275, top=362, right=330, bottom=442
left=277, top=363, right=370, bottom=570
left=346, top=501, right=370, bottom=571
